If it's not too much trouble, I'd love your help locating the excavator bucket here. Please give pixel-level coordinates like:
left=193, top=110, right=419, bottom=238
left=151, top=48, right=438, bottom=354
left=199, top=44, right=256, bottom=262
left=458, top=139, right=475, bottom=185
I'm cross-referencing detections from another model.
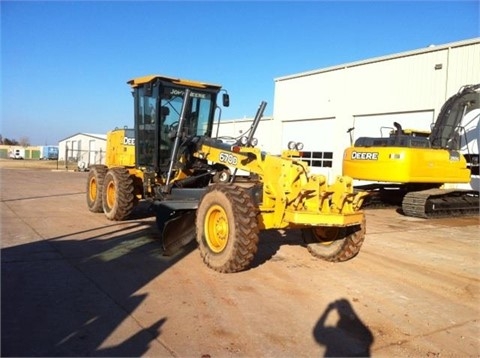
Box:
left=158, top=209, right=197, bottom=256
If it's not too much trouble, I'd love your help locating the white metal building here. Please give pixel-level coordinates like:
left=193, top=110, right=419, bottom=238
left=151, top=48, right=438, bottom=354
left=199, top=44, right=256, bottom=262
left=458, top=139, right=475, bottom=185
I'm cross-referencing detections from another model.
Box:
left=58, top=133, right=107, bottom=166
left=219, top=38, right=480, bottom=185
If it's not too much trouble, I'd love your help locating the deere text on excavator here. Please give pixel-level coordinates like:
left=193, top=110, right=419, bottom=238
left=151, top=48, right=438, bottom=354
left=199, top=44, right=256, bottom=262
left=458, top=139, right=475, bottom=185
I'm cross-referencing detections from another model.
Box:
left=343, top=84, right=479, bottom=218
left=87, top=75, right=367, bottom=273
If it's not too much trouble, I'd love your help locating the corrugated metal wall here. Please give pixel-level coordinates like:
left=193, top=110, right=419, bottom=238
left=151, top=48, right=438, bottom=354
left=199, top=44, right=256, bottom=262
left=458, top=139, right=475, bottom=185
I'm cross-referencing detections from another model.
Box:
left=445, top=43, right=480, bottom=97
left=275, top=40, right=479, bottom=121
left=274, top=40, right=480, bottom=121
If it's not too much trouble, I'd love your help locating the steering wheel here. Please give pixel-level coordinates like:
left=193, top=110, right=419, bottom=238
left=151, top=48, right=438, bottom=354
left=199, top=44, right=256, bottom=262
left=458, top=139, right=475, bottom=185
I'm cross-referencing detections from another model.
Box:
left=168, top=121, right=179, bottom=131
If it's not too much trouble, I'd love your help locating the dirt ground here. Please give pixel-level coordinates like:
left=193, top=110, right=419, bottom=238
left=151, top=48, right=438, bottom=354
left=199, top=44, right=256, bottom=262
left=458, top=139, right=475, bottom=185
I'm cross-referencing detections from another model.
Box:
left=0, top=158, right=64, bottom=170
left=1, top=164, right=479, bottom=357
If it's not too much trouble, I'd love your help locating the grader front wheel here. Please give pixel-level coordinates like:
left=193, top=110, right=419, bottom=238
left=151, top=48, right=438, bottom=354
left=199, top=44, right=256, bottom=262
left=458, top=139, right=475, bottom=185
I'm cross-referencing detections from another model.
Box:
left=86, top=165, right=107, bottom=213
left=102, top=168, right=135, bottom=221
left=196, top=184, right=259, bottom=273
left=302, top=218, right=366, bottom=262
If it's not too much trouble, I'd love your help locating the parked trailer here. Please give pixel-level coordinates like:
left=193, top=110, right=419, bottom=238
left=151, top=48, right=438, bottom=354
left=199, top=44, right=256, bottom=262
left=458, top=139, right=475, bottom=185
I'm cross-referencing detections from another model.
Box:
left=9, top=148, right=25, bottom=160
left=40, top=146, right=59, bottom=160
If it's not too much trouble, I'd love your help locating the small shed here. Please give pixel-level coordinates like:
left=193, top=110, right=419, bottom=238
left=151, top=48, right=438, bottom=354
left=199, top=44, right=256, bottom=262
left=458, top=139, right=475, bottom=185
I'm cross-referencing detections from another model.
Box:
left=58, top=133, right=107, bottom=167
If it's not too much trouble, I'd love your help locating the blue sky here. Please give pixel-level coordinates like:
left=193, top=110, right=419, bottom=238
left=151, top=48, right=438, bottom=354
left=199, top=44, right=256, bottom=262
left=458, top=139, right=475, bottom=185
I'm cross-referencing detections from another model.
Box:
left=1, top=1, right=479, bottom=145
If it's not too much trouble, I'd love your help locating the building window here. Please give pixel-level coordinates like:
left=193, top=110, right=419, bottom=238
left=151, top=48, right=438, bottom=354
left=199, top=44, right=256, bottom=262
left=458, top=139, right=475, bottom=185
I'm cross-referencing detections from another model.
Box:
left=299, top=151, right=333, bottom=168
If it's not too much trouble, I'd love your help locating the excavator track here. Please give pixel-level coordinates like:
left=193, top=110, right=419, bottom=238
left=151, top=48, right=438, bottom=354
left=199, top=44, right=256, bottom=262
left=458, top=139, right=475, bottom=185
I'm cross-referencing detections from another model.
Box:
left=402, top=188, right=479, bottom=218
left=355, top=184, right=408, bottom=209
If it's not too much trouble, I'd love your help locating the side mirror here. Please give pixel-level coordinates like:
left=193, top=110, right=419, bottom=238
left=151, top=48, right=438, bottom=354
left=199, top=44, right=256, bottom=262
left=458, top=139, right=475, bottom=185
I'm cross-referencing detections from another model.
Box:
left=222, top=93, right=230, bottom=107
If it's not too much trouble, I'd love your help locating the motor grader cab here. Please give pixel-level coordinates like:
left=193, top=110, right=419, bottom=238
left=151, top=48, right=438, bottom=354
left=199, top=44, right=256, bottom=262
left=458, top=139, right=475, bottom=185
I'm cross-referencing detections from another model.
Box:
left=343, top=84, right=480, bottom=218
left=87, top=74, right=367, bottom=273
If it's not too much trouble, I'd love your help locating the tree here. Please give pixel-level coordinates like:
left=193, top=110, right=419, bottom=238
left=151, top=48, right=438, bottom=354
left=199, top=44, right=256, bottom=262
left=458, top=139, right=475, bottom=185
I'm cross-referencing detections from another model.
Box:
left=3, top=138, right=19, bottom=145
left=0, top=135, right=29, bottom=146
left=18, top=136, right=30, bottom=146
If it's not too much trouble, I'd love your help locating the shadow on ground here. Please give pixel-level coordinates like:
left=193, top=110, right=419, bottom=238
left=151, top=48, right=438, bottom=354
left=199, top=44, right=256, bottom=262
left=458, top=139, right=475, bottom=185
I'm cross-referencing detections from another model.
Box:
left=1, top=222, right=193, bottom=357
left=2, top=216, right=309, bottom=356
left=313, top=298, right=374, bottom=357
left=250, top=229, right=304, bottom=269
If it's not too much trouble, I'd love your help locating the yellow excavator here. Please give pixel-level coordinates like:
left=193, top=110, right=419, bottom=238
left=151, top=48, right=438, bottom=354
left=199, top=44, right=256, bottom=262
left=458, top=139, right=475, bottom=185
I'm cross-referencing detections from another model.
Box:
left=86, top=74, right=367, bottom=273
left=343, top=84, right=479, bottom=218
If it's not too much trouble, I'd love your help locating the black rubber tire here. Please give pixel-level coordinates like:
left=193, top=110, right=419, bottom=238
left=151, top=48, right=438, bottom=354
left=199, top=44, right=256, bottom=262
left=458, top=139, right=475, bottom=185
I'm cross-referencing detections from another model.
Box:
left=86, top=165, right=107, bottom=213
left=302, top=218, right=366, bottom=262
left=196, top=184, right=259, bottom=273
left=102, top=168, right=135, bottom=221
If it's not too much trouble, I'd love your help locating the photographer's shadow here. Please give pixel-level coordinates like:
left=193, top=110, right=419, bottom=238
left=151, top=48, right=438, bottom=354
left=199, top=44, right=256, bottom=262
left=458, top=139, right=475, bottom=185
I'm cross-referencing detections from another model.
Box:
left=313, top=298, right=374, bottom=357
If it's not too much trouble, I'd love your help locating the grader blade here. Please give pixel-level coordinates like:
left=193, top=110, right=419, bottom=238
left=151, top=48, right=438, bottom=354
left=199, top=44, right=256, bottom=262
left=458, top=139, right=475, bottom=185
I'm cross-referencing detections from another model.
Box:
left=161, top=210, right=197, bottom=256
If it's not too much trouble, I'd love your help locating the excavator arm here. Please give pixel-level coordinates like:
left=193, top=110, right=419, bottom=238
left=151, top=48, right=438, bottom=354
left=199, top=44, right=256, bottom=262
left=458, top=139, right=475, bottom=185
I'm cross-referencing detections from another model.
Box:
left=430, top=84, right=480, bottom=149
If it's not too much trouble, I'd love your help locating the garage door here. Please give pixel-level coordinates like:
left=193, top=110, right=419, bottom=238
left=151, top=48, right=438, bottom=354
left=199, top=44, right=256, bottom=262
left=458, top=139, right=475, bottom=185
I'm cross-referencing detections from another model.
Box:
left=352, top=111, right=435, bottom=141
left=282, top=118, right=336, bottom=179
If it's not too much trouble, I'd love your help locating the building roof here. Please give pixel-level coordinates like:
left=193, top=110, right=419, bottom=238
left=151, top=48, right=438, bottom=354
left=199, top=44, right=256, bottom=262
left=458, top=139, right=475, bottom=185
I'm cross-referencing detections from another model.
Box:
left=275, top=37, right=480, bottom=82
left=59, top=133, right=107, bottom=142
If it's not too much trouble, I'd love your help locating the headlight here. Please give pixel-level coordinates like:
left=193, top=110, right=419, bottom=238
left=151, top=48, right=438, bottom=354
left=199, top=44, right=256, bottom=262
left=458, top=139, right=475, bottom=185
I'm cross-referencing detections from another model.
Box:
left=240, top=136, right=249, bottom=145
left=295, top=142, right=304, bottom=150
left=288, top=141, right=297, bottom=150
left=251, top=138, right=258, bottom=146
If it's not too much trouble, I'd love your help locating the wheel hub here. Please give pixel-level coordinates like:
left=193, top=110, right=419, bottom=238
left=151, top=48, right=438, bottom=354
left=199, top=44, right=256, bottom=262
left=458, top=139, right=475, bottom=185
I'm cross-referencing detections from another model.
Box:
left=106, top=182, right=116, bottom=208
left=205, top=205, right=229, bottom=253
left=312, top=226, right=341, bottom=246
left=89, top=178, right=97, bottom=201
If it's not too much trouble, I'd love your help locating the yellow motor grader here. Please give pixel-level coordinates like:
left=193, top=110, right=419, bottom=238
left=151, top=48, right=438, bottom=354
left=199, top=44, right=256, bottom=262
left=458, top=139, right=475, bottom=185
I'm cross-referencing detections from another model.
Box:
left=86, top=75, right=367, bottom=273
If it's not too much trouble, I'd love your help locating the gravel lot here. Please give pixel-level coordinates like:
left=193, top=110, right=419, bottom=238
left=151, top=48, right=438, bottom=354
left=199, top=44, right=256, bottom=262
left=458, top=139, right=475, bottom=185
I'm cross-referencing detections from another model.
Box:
left=1, top=165, right=479, bottom=357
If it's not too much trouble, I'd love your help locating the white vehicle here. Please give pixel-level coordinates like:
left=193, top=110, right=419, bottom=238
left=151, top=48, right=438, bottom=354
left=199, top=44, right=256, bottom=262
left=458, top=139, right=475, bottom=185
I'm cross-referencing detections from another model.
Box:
left=9, top=148, right=25, bottom=160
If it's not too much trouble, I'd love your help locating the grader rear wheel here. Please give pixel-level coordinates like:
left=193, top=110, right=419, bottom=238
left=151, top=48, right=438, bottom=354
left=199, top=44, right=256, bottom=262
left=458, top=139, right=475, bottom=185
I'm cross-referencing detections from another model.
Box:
left=102, top=168, right=135, bottom=221
left=302, top=218, right=366, bottom=262
left=196, top=184, right=259, bottom=273
left=86, top=165, right=107, bottom=213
